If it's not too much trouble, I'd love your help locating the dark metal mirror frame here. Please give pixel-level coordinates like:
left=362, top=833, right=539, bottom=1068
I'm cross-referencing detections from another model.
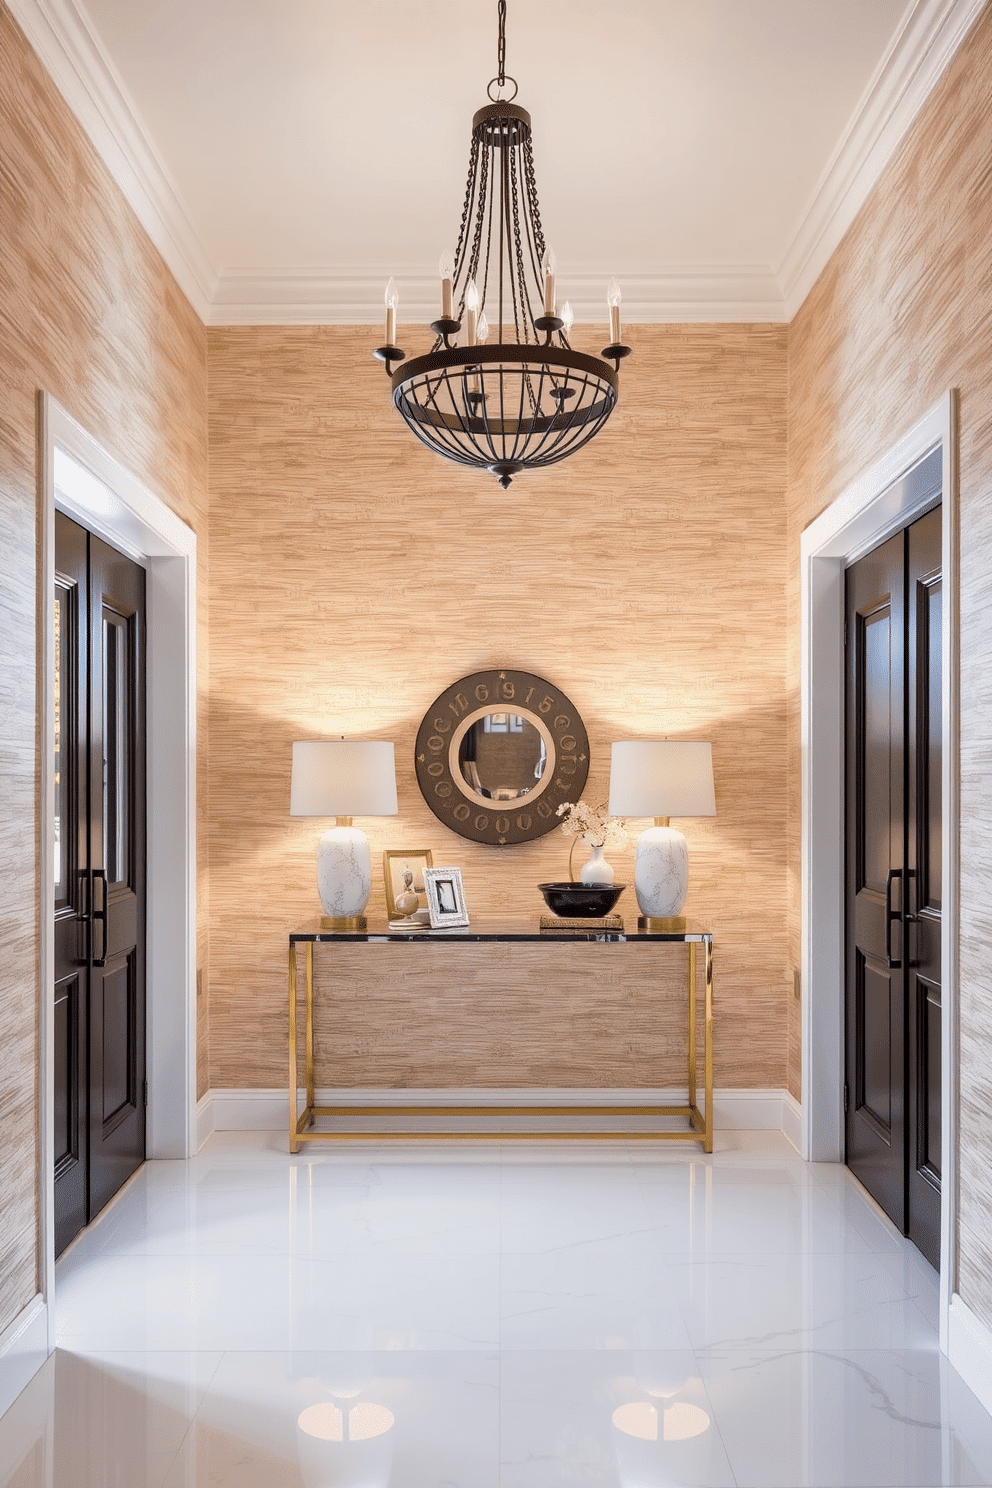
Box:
left=415, top=668, right=590, bottom=846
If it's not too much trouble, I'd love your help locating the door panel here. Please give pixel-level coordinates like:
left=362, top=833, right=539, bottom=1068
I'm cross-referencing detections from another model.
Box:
left=846, top=530, right=905, bottom=1224
left=88, top=534, right=146, bottom=1219
left=907, top=506, right=942, bottom=1267
left=845, top=473, right=942, bottom=1270
left=54, top=516, right=88, bottom=1255
left=53, top=513, right=146, bottom=1254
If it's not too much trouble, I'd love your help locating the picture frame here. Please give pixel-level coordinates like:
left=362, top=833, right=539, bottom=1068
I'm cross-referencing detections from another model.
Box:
left=423, top=866, right=470, bottom=928
left=382, top=849, right=434, bottom=920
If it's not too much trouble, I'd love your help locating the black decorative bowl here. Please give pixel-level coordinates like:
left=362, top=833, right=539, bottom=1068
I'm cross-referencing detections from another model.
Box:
left=538, top=882, right=626, bottom=918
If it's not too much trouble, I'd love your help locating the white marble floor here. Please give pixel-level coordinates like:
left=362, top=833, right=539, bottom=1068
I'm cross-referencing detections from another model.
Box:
left=2, top=1130, right=992, bottom=1487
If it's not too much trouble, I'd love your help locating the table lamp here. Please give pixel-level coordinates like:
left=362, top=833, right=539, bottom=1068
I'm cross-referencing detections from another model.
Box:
left=608, top=741, right=716, bottom=929
left=290, top=740, right=398, bottom=929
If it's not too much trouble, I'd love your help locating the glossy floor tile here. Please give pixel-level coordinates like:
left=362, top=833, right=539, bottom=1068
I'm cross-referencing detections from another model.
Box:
left=2, top=1131, right=991, bottom=1486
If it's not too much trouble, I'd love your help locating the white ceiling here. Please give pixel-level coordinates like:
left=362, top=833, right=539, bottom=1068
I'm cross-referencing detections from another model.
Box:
left=10, top=0, right=984, bottom=322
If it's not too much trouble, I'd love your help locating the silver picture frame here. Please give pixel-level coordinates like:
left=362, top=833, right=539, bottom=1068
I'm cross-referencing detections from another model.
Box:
left=423, top=866, right=470, bottom=928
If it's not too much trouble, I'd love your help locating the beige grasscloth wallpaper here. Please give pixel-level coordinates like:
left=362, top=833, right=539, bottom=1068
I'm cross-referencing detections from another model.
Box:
left=787, top=3, right=992, bottom=1330
left=206, top=322, right=790, bottom=1093
left=0, top=3, right=209, bottom=1335
left=4, top=0, right=992, bottom=1353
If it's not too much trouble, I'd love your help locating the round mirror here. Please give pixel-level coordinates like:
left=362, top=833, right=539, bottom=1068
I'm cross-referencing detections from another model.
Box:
left=415, top=669, right=589, bottom=845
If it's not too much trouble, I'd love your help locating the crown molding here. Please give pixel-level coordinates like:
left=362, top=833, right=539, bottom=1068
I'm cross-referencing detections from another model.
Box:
left=778, top=0, right=986, bottom=319
left=6, top=0, right=217, bottom=319
left=8, top=0, right=983, bottom=326
left=207, top=264, right=788, bottom=326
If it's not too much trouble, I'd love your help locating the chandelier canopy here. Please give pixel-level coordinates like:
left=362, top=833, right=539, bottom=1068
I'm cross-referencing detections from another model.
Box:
left=374, top=0, right=631, bottom=488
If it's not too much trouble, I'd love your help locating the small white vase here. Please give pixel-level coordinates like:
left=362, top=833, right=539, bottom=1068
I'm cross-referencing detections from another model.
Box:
left=579, top=841, right=615, bottom=885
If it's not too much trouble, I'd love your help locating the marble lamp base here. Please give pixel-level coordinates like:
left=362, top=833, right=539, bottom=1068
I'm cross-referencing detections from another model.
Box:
left=634, top=823, right=689, bottom=921
left=316, top=824, right=372, bottom=928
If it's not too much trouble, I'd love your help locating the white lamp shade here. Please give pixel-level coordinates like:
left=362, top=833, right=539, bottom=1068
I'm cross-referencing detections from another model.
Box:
left=290, top=740, right=398, bottom=818
left=608, top=741, right=716, bottom=819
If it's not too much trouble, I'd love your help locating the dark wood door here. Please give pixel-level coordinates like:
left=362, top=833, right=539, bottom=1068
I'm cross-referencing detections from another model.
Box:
left=845, top=530, right=906, bottom=1224
left=54, top=513, right=146, bottom=1255
left=54, top=517, right=89, bottom=1255
left=845, top=479, right=942, bottom=1269
left=906, top=507, right=942, bottom=1266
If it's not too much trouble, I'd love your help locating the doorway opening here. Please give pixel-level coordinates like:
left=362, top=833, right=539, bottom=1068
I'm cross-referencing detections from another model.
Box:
left=799, top=391, right=958, bottom=1344
left=39, top=395, right=197, bottom=1344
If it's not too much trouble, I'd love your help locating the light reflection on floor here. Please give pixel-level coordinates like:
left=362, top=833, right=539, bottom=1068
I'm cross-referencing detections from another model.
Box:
left=2, top=1130, right=992, bottom=1486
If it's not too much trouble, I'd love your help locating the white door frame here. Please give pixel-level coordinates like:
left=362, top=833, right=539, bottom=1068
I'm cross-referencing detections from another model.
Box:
left=799, top=389, right=958, bottom=1346
left=39, top=393, right=197, bottom=1347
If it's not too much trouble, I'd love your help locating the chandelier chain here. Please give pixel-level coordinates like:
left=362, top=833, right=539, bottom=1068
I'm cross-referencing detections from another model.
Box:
left=522, top=136, right=546, bottom=267
left=497, top=0, right=506, bottom=85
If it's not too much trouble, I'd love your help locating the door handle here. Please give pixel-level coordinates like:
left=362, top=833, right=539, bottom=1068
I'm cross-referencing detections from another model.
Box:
left=885, top=867, right=902, bottom=970
left=77, top=867, right=91, bottom=965
left=92, top=868, right=108, bottom=967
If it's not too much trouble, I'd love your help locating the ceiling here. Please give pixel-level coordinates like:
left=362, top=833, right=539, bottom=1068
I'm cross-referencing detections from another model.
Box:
left=10, top=0, right=983, bottom=322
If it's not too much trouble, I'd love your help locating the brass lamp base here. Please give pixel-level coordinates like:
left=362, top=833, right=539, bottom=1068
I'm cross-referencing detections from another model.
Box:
left=319, top=915, right=368, bottom=931
left=638, top=915, right=686, bottom=932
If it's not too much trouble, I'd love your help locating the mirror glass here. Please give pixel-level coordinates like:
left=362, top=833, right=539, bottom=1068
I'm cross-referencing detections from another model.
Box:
left=456, top=713, right=547, bottom=801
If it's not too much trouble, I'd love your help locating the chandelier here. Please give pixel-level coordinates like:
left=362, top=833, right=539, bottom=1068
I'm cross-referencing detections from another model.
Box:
left=374, top=0, right=631, bottom=489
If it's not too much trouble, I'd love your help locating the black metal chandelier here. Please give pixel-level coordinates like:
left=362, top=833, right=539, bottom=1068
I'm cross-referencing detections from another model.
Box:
left=374, top=0, right=631, bottom=489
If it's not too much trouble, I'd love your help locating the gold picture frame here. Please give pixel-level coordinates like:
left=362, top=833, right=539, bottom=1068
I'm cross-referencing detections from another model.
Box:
left=382, top=849, right=434, bottom=919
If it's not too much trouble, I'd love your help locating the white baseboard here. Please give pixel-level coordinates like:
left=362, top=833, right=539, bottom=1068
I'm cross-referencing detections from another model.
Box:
left=782, top=1092, right=803, bottom=1153
left=948, top=1293, right=992, bottom=1415
left=198, top=1086, right=797, bottom=1141
left=0, top=1296, right=48, bottom=1419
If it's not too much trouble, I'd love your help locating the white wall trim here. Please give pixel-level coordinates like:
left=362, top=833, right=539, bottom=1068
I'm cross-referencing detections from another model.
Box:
left=948, top=1294, right=992, bottom=1417
left=799, top=390, right=958, bottom=1352
left=0, top=1298, right=48, bottom=1420
left=198, top=1086, right=798, bottom=1143
left=8, top=0, right=982, bottom=325
left=40, top=394, right=198, bottom=1354
left=778, top=0, right=985, bottom=318
left=782, top=1092, right=803, bottom=1154
left=206, top=264, right=788, bottom=327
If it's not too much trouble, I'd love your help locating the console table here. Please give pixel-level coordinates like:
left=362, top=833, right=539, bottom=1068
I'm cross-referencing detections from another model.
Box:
left=287, top=922, right=713, bottom=1150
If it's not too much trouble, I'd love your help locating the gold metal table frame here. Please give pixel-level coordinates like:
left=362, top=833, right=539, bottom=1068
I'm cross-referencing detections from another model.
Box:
left=288, top=923, right=714, bottom=1151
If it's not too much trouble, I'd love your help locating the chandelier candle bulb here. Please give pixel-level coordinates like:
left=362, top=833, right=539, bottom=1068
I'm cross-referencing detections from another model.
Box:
left=542, top=246, right=557, bottom=315
left=384, top=277, right=398, bottom=346
left=561, top=300, right=574, bottom=336
left=608, top=278, right=622, bottom=344
left=465, top=277, right=480, bottom=345
left=477, top=311, right=490, bottom=343
left=438, top=249, right=455, bottom=319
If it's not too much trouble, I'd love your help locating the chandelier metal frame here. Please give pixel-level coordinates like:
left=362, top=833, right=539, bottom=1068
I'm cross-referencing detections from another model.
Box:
left=374, top=1, right=630, bottom=488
